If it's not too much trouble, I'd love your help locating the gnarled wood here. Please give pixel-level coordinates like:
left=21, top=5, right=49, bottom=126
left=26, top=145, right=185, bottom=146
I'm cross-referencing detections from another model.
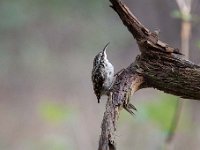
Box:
left=98, top=72, right=144, bottom=150
left=98, top=0, right=200, bottom=149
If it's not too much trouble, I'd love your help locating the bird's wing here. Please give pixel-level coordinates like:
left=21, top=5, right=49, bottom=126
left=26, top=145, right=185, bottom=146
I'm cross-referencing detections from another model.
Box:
left=92, top=69, right=105, bottom=102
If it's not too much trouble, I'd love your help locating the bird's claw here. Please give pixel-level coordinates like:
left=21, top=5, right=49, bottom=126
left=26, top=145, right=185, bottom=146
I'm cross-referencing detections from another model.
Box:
left=123, top=103, right=137, bottom=116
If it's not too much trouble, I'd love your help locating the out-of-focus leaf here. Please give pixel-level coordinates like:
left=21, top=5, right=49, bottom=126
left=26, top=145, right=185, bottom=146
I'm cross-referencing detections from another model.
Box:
left=0, top=1, right=30, bottom=29
left=182, top=13, right=192, bottom=21
left=29, top=135, right=74, bottom=150
left=143, top=94, right=178, bottom=132
left=171, top=10, right=192, bottom=21
left=119, top=109, right=135, bottom=123
left=196, top=40, right=200, bottom=49
left=39, top=102, right=75, bottom=124
left=171, top=10, right=182, bottom=19
left=39, top=136, right=73, bottom=150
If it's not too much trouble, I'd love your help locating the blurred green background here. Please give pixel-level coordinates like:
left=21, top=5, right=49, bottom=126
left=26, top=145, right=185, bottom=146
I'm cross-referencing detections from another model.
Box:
left=0, top=0, right=200, bottom=150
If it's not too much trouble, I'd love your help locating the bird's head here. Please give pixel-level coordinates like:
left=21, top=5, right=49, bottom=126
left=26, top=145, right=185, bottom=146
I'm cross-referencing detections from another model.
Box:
left=93, top=42, right=110, bottom=67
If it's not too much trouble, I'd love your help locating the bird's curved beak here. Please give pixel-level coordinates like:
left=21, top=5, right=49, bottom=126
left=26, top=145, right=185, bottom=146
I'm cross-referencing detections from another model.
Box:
left=103, top=42, right=110, bottom=53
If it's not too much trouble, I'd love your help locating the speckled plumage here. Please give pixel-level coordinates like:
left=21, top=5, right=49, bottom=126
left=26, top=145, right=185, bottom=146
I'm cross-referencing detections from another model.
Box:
left=91, top=43, right=114, bottom=103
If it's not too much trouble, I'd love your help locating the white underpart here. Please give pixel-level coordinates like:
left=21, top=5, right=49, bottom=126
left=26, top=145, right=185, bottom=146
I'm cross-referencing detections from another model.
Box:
left=102, top=58, right=114, bottom=91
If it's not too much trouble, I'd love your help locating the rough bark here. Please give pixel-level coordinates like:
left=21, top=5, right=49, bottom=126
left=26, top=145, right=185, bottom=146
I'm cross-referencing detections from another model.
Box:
left=98, top=0, right=200, bottom=150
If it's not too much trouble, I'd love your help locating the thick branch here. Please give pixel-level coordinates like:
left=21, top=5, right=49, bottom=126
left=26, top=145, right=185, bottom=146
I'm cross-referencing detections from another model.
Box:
left=109, top=0, right=200, bottom=99
left=98, top=93, right=117, bottom=150
left=98, top=70, right=144, bottom=150
left=110, top=0, right=148, bottom=40
left=136, top=53, right=200, bottom=99
left=98, top=0, right=200, bottom=149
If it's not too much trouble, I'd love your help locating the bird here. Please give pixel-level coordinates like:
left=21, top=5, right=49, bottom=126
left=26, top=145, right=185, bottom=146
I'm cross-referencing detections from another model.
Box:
left=91, top=42, right=114, bottom=103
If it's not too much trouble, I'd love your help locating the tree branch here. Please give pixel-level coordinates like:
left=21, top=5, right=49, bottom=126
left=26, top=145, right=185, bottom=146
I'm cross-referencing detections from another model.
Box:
left=98, top=0, right=200, bottom=149
left=98, top=69, right=144, bottom=150
left=109, top=0, right=200, bottom=99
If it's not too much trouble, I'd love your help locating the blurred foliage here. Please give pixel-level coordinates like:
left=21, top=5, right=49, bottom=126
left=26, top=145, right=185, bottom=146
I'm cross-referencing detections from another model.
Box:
left=0, top=0, right=199, bottom=149
left=196, top=40, right=200, bottom=49
left=142, top=94, right=189, bottom=133
left=171, top=10, right=192, bottom=21
left=118, top=93, right=190, bottom=135
left=26, top=134, right=74, bottom=150
left=39, top=101, right=75, bottom=124
left=0, top=0, right=106, bottom=29
left=119, top=109, right=135, bottom=124
left=118, top=94, right=187, bottom=134
left=0, top=1, right=29, bottom=29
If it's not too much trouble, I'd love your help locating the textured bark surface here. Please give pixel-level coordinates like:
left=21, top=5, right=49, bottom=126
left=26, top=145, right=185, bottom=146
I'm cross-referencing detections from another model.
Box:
left=98, top=92, right=117, bottom=150
left=98, top=0, right=200, bottom=150
left=137, top=51, right=200, bottom=100
left=98, top=72, right=144, bottom=150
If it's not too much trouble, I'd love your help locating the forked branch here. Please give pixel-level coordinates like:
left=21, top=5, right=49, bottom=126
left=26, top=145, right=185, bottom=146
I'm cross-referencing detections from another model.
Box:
left=98, top=0, right=200, bottom=149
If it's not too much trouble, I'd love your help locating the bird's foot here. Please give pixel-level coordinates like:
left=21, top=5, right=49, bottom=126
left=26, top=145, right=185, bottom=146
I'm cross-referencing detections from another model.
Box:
left=123, top=103, right=137, bottom=116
